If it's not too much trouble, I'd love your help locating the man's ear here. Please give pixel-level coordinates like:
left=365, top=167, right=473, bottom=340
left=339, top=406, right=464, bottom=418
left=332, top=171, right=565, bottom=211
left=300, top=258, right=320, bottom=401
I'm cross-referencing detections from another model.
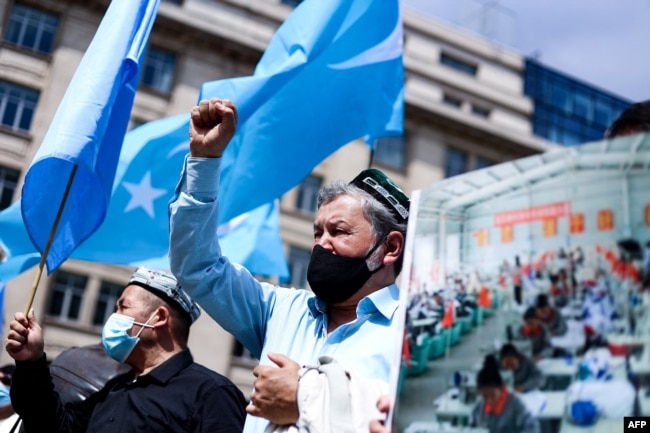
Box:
left=151, top=306, right=170, bottom=328
left=382, top=231, right=405, bottom=266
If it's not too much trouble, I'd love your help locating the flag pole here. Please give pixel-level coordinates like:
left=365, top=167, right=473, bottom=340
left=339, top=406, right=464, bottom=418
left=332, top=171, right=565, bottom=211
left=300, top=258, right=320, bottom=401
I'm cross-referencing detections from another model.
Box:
left=367, top=141, right=375, bottom=169
left=23, top=164, right=78, bottom=315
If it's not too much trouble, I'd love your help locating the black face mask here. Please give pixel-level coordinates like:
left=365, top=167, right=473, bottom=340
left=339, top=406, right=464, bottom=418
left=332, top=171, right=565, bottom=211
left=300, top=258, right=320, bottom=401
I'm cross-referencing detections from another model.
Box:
left=306, top=240, right=384, bottom=304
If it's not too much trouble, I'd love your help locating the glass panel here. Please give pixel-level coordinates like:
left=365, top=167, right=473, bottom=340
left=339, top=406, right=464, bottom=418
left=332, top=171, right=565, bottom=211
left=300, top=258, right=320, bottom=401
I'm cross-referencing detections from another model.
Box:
left=553, top=85, right=572, bottom=113
left=287, top=246, right=311, bottom=289
left=1, top=102, right=17, bottom=129
left=574, top=92, right=592, bottom=121
left=594, top=101, right=611, bottom=126
left=445, top=147, right=467, bottom=178
left=92, top=281, right=123, bottom=326
left=0, top=80, right=39, bottom=132
left=141, top=47, right=176, bottom=94
left=475, top=157, right=493, bottom=170
left=48, top=291, right=64, bottom=317
left=375, top=135, right=406, bottom=170
left=0, top=165, right=20, bottom=210
left=443, top=94, right=462, bottom=108
left=471, top=105, right=490, bottom=118
left=440, top=53, right=477, bottom=75
left=4, top=4, right=58, bottom=54
left=295, top=174, right=322, bottom=215
left=47, top=271, right=88, bottom=321
left=281, top=0, right=303, bottom=6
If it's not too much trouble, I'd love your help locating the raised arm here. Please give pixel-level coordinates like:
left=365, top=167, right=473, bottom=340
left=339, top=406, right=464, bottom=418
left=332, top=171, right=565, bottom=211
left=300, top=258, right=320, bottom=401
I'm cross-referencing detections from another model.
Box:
left=189, top=98, right=238, bottom=158
left=169, top=98, right=275, bottom=358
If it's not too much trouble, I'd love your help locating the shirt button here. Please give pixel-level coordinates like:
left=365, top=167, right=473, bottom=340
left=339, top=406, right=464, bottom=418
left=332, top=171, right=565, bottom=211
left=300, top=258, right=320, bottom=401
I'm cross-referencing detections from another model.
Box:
left=109, top=417, right=115, bottom=422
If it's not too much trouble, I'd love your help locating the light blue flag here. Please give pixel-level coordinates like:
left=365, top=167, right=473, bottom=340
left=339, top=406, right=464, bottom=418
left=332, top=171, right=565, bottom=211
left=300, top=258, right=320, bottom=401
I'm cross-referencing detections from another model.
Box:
left=0, top=280, right=4, bottom=330
left=20, top=0, right=160, bottom=273
left=0, top=116, right=289, bottom=281
left=0, top=202, right=40, bottom=282
left=201, top=0, right=404, bottom=223
left=218, top=200, right=289, bottom=277
left=134, top=200, right=289, bottom=278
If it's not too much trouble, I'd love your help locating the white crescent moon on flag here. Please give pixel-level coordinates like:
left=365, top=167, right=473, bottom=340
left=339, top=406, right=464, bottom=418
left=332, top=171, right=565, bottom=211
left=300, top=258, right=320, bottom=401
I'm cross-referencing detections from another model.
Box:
left=167, top=140, right=189, bottom=159
left=328, top=18, right=402, bottom=70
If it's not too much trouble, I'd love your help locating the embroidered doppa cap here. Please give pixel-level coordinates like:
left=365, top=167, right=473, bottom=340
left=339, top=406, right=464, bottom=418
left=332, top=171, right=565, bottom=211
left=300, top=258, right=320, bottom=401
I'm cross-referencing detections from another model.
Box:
left=128, top=267, right=201, bottom=324
left=350, top=168, right=410, bottom=224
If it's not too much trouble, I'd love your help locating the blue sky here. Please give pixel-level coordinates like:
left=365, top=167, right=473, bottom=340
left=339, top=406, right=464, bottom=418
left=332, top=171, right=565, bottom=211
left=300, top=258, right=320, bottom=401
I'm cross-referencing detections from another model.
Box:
left=402, top=0, right=650, bottom=102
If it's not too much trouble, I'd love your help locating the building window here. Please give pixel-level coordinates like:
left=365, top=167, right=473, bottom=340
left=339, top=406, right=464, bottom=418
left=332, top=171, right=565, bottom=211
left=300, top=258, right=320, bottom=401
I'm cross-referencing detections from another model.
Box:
left=286, top=246, right=311, bottom=290
left=374, top=135, right=406, bottom=170
left=0, top=165, right=19, bottom=211
left=0, top=80, right=40, bottom=132
left=475, top=157, right=493, bottom=170
left=574, top=92, right=592, bottom=122
left=443, top=94, right=462, bottom=108
left=471, top=105, right=490, bottom=119
left=524, top=59, right=630, bottom=147
left=141, top=47, right=176, bottom=94
left=92, top=281, right=123, bottom=326
left=440, top=52, right=477, bottom=76
left=445, top=147, right=468, bottom=178
left=281, top=0, right=303, bottom=6
left=129, top=118, right=147, bottom=131
left=295, top=174, right=322, bottom=216
left=48, top=271, right=88, bottom=321
left=232, top=340, right=257, bottom=361
left=4, top=4, right=58, bottom=54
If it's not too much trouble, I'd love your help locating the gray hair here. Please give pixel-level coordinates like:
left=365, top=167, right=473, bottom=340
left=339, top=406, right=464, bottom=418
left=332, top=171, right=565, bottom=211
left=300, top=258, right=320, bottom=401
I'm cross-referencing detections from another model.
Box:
left=317, top=180, right=407, bottom=275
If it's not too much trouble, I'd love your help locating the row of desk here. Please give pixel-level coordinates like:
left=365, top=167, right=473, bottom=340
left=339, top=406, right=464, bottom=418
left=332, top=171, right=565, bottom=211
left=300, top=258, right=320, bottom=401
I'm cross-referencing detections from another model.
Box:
left=430, top=356, right=632, bottom=433
left=432, top=388, right=625, bottom=433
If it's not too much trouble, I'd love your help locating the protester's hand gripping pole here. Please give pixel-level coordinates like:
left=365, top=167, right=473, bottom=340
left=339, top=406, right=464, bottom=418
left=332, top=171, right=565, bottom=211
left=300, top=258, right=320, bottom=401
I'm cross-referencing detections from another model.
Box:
left=24, top=164, right=78, bottom=315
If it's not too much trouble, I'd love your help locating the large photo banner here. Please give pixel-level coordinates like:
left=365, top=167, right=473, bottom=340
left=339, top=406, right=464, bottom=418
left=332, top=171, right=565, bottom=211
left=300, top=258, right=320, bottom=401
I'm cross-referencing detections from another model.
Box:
left=391, top=132, right=650, bottom=433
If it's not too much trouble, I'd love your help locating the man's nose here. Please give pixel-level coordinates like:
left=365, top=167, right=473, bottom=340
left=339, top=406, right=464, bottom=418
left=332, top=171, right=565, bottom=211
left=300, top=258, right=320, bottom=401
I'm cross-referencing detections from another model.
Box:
left=315, top=234, right=334, bottom=251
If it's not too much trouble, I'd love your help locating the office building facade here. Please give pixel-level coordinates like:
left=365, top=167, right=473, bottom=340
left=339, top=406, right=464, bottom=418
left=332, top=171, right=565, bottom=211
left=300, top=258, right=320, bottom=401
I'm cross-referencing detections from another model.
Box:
left=524, top=58, right=631, bottom=146
left=0, top=0, right=554, bottom=393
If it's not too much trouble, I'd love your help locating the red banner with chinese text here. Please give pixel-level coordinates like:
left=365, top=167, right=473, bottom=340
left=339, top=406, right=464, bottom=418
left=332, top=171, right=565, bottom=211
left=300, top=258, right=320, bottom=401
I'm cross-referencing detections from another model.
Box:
left=494, top=202, right=571, bottom=227
left=570, top=213, right=584, bottom=234
left=597, top=209, right=614, bottom=231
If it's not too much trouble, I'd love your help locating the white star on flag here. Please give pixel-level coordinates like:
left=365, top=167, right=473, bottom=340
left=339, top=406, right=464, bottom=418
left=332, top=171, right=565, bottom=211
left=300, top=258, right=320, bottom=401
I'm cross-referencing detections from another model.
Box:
left=122, top=171, right=167, bottom=218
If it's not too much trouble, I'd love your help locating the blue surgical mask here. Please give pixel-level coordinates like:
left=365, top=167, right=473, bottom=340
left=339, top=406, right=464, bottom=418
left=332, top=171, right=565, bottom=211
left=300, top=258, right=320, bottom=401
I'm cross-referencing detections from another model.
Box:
left=102, top=313, right=155, bottom=363
left=0, top=383, right=9, bottom=407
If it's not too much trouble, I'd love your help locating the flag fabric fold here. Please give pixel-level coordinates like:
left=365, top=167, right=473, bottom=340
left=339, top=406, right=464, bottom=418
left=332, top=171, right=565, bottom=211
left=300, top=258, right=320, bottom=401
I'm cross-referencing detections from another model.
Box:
left=2, top=0, right=402, bottom=282
left=0, top=116, right=289, bottom=282
left=20, top=0, right=160, bottom=273
left=200, top=0, right=404, bottom=223
left=0, top=202, right=40, bottom=281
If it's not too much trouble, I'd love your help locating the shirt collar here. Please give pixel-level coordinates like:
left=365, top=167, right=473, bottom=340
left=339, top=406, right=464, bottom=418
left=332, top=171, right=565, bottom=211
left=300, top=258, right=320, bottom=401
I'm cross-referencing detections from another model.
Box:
left=484, top=386, right=509, bottom=415
left=141, top=348, right=194, bottom=385
left=307, top=284, right=399, bottom=321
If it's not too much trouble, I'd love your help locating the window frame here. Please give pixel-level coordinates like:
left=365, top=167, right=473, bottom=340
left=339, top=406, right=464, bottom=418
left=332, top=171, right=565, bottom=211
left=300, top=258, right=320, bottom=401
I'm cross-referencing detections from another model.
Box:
left=444, top=147, right=468, bottom=178
left=0, top=165, right=20, bottom=211
left=440, top=52, right=477, bottom=76
left=0, top=80, right=40, bottom=133
left=374, top=135, right=407, bottom=171
left=295, top=174, right=322, bottom=216
left=140, top=46, right=177, bottom=95
left=92, top=280, right=124, bottom=327
left=285, top=245, right=311, bottom=290
left=3, top=3, right=59, bottom=54
left=442, top=93, right=463, bottom=109
left=47, top=271, right=88, bottom=322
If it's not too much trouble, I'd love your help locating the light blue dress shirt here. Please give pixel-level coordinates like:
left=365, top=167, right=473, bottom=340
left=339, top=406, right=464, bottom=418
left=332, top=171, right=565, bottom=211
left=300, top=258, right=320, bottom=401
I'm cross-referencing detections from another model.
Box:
left=169, top=156, right=401, bottom=433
